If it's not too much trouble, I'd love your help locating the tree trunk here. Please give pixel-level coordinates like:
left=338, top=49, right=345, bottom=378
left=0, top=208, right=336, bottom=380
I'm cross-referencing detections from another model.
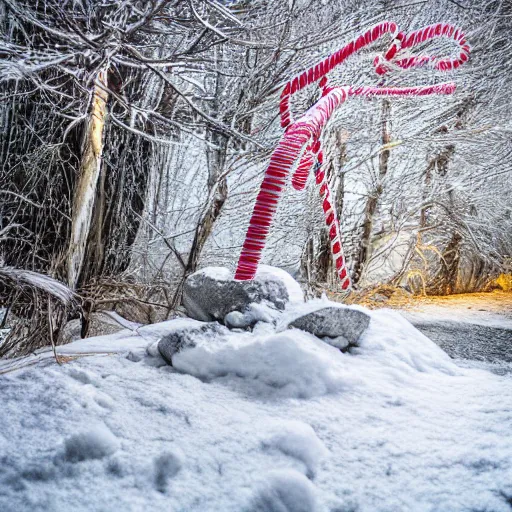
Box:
left=352, top=99, right=391, bottom=285
left=185, top=129, right=229, bottom=275
left=430, top=231, right=462, bottom=295
left=183, top=46, right=231, bottom=277
left=67, top=69, right=109, bottom=289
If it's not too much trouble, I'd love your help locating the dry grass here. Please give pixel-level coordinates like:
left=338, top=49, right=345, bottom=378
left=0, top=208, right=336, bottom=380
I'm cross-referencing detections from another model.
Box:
left=329, top=285, right=417, bottom=310
left=329, top=285, right=512, bottom=317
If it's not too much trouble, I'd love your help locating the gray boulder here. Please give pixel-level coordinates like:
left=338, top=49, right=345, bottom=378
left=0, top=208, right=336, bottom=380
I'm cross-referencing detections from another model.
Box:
left=182, top=267, right=300, bottom=323
left=158, top=322, right=227, bottom=365
left=288, top=306, right=370, bottom=348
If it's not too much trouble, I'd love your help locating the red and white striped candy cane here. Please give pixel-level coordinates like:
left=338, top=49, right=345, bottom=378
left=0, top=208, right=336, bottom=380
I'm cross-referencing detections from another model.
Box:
left=313, top=149, right=351, bottom=289
left=235, top=88, right=349, bottom=281
left=280, top=21, right=400, bottom=129
left=235, top=22, right=470, bottom=285
left=374, top=22, right=470, bottom=75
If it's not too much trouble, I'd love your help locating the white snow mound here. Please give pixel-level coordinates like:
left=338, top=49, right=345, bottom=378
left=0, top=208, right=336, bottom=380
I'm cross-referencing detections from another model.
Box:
left=63, top=424, right=120, bottom=462
left=172, top=304, right=459, bottom=398
left=262, top=421, right=328, bottom=477
left=172, top=329, right=355, bottom=398
left=251, top=469, right=318, bottom=512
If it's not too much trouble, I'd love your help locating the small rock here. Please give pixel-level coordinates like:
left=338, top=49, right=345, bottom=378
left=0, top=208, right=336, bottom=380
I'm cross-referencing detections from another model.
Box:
left=224, top=302, right=280, bottom=330
left=288, top=306, right=370, bottom=346
left=158, top=322, right=227, bottom=365
left=224, top=310, right=249, bottom=329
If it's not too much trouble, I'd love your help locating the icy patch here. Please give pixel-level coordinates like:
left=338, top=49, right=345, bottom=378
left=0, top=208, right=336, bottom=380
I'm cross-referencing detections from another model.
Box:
left=62, top=424, right=120, bottom=463
left=262, top=421, right=328, bottom=478
left=251, top=469, right=318, bottom=512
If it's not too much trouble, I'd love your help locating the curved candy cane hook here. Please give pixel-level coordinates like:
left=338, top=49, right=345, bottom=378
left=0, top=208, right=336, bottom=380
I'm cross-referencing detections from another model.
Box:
left=289, top=22, right=469, bottom=193
left=374, top=22, right=470, bottom=75
left=280, top=22, right=400, bottom=129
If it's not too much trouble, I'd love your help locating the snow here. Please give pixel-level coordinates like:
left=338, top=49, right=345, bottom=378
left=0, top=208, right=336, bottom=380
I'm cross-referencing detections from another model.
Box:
left=196, top=266, right=232, bottom=280
left=153, top=449, right=184, bottom=493
left=58, top=330, right=145, bottom=355
left=262, top=421, right=328, bottom=478
left=0, top=267, right=74, bottom=304
left=251, top=469, right=319, bottom=512
left=172, top=330, right=356, bottom=399
left=62, top=425, right=120, bottom=463
left=1, top=300, right=512, bottom=511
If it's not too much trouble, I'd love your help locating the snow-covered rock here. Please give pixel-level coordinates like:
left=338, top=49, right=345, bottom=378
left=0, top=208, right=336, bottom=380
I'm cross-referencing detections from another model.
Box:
left=182, top=265, right=304, bottom=323
left=224, top=302, right=280, bottom=329
left=287, top=305, right=370, bottom=348
left=157, top=321, right=228, bottom=365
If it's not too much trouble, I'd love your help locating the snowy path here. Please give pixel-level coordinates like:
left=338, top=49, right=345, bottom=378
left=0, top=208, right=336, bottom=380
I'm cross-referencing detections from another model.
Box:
left=401, top=293, right=512, bottom=375
left=412, top=321, right=512, bottom=374
left=1, top=307, right=512, bottom=512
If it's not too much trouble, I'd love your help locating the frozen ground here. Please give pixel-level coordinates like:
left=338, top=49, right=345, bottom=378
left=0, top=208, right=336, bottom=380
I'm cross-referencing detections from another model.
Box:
left=1, top=301, right=512, bottom=512
left=400, top=292, right=512, bottom=375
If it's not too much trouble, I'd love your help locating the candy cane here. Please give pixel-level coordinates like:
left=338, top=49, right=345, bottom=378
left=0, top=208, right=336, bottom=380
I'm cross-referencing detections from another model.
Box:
left=298, top=83, right=457, bottom=289
left=235, top=22, right=470, bottom=285
left=374, top=22, right=470, bottom=75
left=280, top=21, right=400, bottom=129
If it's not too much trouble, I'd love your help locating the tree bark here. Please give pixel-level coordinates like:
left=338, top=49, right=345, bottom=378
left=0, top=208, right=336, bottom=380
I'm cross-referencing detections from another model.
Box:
left=67, top=69, right=109, bottom=289
left=185, top=129, right=229, bottom=275
left=352, top=99, right=391, bottom=285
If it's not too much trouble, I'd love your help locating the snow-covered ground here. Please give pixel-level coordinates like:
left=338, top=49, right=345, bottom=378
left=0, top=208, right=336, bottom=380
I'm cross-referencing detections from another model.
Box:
left=1, top=302, right=512, bottom=511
